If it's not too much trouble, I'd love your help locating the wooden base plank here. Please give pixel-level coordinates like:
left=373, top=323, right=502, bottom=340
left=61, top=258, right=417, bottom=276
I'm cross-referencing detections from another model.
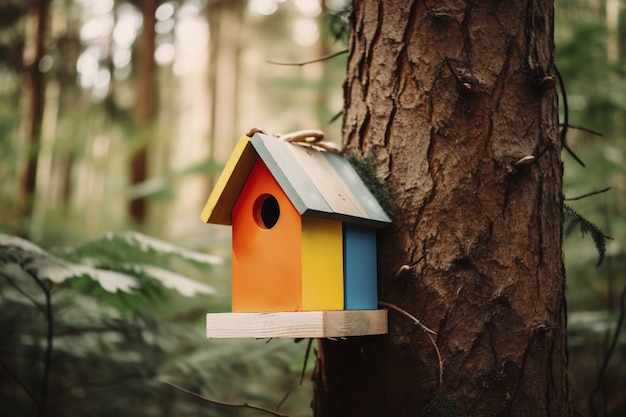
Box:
left=206, top=310, right=388, bottom=338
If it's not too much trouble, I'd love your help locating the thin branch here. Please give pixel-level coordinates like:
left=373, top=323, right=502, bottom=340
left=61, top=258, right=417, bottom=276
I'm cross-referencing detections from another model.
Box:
left=445, top=57, right=475, bottom=94
left=300, top=338, right=313, bottom=385
left=0, top=269, right=54, bottom=414
left=163, top=381, right=290, bottom=417
left=0, top=271, right=47, bottom=315
left=379, top=301, right=437, bottom=335
left=274, top=390, right=291, bottom=412
left=559, top=123, right=604, bottom=137
left=0, top=358, right=38, bottom=403
left=266, top=49, right=348, bottom=66
left=565, top=187, right=611, bottom=201
left=392, top=253, right=427, bottom=279
left=379, top=301, right=444, bottom=391
left=555, top=65, right=586, bottom=167
left=28, top=270, right=53, bottom=417
left=328, top=110, right=342, bottom=124
left=588, top=285, right=626, bottom=417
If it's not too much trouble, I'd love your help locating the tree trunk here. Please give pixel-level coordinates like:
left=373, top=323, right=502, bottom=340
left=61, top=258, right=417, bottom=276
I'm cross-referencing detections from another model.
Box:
left=313, top=1, right=570, bottom=416
left=129, top=0, right=157, bottom=227
left=19, top=0, right=50, bottom=236
left=207, top=0, right=244, bottom=171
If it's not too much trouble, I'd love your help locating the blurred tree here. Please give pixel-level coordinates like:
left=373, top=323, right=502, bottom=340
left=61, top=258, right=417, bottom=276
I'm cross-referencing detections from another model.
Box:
left=18, top=0, right=50, bottom=237
left=206, top=0, right=245, bottom=174
left=130, top=0, right=158, bottom=227
left=555, top=1, right=626, bottom=416
left=313, top=1, right=570, bottom=416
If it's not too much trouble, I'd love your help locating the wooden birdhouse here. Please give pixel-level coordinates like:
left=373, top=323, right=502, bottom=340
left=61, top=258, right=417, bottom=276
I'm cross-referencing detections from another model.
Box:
left=201, top=131, right=391, bottom=338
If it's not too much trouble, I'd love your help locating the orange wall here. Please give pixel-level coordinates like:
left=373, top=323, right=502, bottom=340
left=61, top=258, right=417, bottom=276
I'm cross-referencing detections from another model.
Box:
left=231, top=160, right=303, bottom=312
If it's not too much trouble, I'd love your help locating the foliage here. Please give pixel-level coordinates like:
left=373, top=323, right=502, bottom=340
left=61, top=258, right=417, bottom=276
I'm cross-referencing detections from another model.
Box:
left=419, top=393, right=464, bottom=417
left=563, top=204, right=609, bottom=268
left=555, top=2, right=626, bottom=415
left=324, top=3, right=351, bottom=44
left=346, top=153, right=395, bottom=216
left=0, top=232, right=312, bottom=417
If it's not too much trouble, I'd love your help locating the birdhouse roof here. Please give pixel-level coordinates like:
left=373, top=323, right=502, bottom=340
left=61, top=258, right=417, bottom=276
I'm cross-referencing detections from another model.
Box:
left=201, top=132, right=392, bottom=228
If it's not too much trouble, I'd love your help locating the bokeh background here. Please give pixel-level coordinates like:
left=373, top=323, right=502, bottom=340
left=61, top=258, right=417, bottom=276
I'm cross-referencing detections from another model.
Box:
left=0, top=0, right=624, bottom=416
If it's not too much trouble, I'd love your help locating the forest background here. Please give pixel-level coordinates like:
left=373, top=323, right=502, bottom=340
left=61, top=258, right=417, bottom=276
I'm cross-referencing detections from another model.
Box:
left=0, top=0, right=624, bottom=416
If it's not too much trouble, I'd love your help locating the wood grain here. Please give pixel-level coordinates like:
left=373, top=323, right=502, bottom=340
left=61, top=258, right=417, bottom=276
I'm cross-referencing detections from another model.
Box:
left=206, top=310, right=388, bottom=338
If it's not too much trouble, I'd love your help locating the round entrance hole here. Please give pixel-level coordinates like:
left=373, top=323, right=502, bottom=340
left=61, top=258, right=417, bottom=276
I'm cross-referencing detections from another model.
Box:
left=253, top=194, right=280, bottom=229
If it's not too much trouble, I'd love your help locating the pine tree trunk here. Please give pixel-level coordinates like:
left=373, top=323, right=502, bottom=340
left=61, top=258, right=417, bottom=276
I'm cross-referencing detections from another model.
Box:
left=313, top=1, right=570, bottom=416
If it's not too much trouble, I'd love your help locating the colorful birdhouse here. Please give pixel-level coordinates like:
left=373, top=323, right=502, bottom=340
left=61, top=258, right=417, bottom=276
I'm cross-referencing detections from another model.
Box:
left=202, top=131, right=391, bottom=338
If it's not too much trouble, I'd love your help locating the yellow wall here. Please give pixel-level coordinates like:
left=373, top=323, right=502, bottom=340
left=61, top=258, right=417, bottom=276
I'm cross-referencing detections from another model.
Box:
left=301, top=217, right=344, bottom=310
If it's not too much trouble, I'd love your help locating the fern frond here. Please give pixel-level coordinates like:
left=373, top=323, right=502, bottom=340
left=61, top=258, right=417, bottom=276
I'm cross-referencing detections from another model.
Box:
left=563, top=204, right=610, bottom=268
left=419, top=392, right=465, bottom=417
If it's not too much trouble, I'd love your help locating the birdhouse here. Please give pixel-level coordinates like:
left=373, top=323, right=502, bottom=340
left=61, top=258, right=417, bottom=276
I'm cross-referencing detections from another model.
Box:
left=202, top=131, right=391, bottom=338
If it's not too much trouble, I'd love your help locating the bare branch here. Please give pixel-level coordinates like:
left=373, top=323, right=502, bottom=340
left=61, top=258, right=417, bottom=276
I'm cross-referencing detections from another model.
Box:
left=565, top=187, right=611, bottom=201
left=589, top=285, right=626, bottom=417
left=299, top=338, right=313, bottom=385
left=32, top=273, right=53, bottom=417
left=274, top=390, right=291, bottom=412
left=378, top=301, right=436, bottom=336
left=559, top=123, right=604, bottom=137
left=379, top=301, right=444, bottom=391
left=163, top=381, right=290, bottom=417
left=555, top=65, right=586, bottom=167
left=0, top=358, right=38, bottom=404
left=266, top=49, right=348, bottom=67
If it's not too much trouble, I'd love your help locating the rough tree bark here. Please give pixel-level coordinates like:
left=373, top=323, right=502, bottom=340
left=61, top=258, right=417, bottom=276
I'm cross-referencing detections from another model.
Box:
left=313, top=1, right=570, bottom=416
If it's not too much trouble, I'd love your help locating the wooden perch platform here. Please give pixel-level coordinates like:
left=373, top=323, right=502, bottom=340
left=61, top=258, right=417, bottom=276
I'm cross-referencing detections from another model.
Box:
left=206, top=310, right=388, bottom=338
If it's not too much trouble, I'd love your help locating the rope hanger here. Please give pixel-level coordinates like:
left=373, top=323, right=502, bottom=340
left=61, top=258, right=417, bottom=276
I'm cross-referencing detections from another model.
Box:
left=246, top=127, right=341, bottom=153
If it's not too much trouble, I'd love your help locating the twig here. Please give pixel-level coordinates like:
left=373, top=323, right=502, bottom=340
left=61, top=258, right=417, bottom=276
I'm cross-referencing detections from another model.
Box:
left=0, top=358, right=38, bottom=403
left=30, top=272, right=53, bottom=417
left=445, top=57, right=475, bottom=95
left=0, top=271, right=46, bottom=315
left=379, top=301, right=437, bottom=336
left=300, top=338, right=313, bottom=385
left=274, top=390, right=291, bottom=412
left=392, top=253, right=427, bottom=279
left=266, top=49, right=348, bottom=66
left=163, top=381, right=290, bottom=417
left=328, top=110, right=342, bottom=124
left=555, top=65, right=586, bottom=167
left=378, top=301, right=443, bottom=391
left=0, top=269, right=54, bottom=411
left=588, top=284, right=626, bottom=417
left=559, top=123, right=604, bottom=137
left=565, top=187, right=611, bottom=201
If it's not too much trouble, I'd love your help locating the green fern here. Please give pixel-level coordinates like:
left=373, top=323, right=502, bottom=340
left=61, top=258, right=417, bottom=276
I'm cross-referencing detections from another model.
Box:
left=0, top=233, right=312, bottom=417
left=419, top=392, right=465, bottom=417
left=563, top=204, right=609, bottom=268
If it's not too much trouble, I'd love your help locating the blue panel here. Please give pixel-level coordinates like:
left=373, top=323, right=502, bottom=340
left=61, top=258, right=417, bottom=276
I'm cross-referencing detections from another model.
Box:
left=343, top=224, right=378, bottom=310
